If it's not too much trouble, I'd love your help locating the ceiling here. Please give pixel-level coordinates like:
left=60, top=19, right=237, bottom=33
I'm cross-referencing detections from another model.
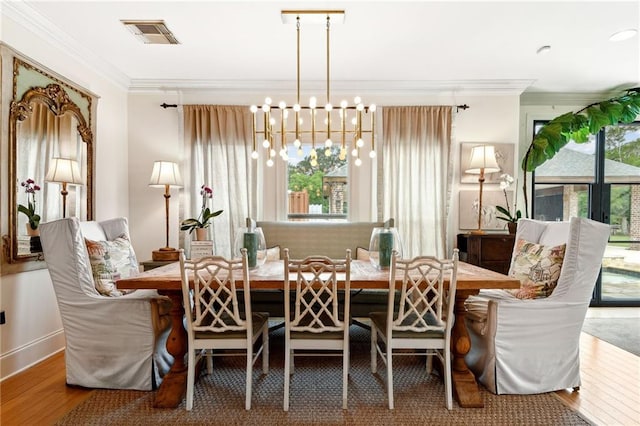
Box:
left=4, top=1, right=640, bottom=99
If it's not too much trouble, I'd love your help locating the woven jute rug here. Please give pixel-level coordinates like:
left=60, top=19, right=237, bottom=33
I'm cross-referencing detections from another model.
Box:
left=56, top=326, right=590, bottom=426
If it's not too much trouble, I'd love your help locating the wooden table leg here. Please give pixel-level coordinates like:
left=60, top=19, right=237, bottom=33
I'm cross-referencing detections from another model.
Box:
left=153, top=290, right=188, bottom=408
left=451, top=289, right=484, bottom=408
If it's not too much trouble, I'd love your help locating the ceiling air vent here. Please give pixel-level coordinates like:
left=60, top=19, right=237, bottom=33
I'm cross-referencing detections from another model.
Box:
left=121, top=20, right=179, bottom=45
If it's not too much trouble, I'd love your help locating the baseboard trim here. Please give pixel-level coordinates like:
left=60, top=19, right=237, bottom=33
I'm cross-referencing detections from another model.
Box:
left=0, top=329, right=65, bottom=381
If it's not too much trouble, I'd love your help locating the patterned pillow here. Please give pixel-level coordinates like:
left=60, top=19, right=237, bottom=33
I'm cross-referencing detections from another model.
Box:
left=85, top=236, right=138, bottom=297
left=508, top=238, right=566, bottom=299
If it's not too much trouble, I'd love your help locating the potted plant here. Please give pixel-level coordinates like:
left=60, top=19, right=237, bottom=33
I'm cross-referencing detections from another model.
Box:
left=18, top=178, right=41, bottom=236
left=180, top=184, right=223, bottom=240
left=495, top=174, right=521, bottom=233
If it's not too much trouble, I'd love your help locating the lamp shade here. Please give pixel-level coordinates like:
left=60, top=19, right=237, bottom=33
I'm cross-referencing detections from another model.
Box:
left=45, top=158, right=83, bottom=184
left=149, top=161, right=183, bottom=187
left=465, top=145, right=500, bottom=174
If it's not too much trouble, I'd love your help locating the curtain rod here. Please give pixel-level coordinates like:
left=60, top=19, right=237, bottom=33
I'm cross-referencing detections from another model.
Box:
left=161, top=103, right=470, bottom=111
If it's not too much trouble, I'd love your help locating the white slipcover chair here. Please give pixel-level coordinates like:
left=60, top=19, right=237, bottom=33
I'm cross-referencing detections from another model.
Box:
left=464, top=217, right=610, bottom=395
left=39, top=217, right=172, bottom=390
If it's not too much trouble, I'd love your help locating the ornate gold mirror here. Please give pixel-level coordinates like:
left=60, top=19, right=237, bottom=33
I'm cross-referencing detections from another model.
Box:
left=4, top=54, right=95, bottom=267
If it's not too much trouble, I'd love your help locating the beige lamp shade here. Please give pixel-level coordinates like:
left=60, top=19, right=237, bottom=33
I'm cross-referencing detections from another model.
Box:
left=149, top=161, right=183, bottom=188
left=465, top=145, right=501, bottom=174
left=45, top=158, right=83, bottom=185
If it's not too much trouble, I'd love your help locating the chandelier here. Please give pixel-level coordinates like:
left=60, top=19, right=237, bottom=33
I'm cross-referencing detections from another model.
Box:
left=250, top=10, right=376, bottom=167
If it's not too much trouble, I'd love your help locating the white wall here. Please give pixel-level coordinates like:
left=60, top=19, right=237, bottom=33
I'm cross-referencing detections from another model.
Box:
left=0, top=13, right=129, bottom=379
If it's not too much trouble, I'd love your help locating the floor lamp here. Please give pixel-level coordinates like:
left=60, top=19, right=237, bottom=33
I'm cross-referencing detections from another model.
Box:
left=45, top=157, right=83, bottom=218
left=465, top=145, right=500, bottom=234
left=149, top=160, right=182, bottom=261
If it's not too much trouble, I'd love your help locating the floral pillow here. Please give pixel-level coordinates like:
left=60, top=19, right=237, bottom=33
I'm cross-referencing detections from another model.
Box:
left=508, top=238, right=566, bottom=299
left=85, top=236, right=138, bottom=297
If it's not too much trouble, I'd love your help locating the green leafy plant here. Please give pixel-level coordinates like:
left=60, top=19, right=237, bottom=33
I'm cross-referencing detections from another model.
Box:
left=18, top=178, right=41, bottom=230
left=180, top=185, right=223, bottom=234
left=495, top=174, right=522, bottom=223
left=521, top=87, right=640, bottom=217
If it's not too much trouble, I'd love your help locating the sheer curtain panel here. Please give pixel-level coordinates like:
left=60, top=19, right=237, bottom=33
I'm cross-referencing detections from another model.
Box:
left=183, top=105, right=256, bottom=257
left=381, top=106, right=453, bottom=258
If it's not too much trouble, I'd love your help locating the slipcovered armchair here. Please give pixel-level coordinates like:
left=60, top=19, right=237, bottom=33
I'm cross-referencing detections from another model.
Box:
left=464, top=217, right=610, bottom=395
left=39, top=217, right=172, bottom=390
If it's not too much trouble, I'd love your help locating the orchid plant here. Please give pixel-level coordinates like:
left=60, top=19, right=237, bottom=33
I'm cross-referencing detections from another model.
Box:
left=18, top=178, right=42, bottom=230
left=180, top=184, right=223, bottom=234
left=495, top=173, right=522, bottom=224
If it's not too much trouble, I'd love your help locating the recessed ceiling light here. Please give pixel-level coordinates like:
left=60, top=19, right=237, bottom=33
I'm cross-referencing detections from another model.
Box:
left=536, top=45, right=551, bottom=55
left=609, top=29, right=637, bottom=42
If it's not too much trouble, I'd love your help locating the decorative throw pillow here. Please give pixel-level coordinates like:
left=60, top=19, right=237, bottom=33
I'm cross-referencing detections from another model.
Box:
left=85, top=236, right=138, bottom=297
left=508, top=238, right=566, bottom=299
left=356, top=247, right=370, bottom=261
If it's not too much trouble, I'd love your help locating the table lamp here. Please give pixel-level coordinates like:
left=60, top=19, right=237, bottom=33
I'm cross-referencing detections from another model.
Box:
left=149, top=160, right=183, bottom=261
left=465, top=145, right=500, bottom=234
left=45, top=157, right=83, bottom=218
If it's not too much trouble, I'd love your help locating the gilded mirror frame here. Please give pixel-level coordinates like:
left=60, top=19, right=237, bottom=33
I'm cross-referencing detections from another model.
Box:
left=1, top=47, right=96, bottom=272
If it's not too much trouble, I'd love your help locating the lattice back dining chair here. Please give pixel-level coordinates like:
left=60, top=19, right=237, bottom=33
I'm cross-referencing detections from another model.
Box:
left=179, top=249, right=269, bottom=411
left=283, top=248, right=352, bottom=411
left=370, top=249, right=459, bottom=410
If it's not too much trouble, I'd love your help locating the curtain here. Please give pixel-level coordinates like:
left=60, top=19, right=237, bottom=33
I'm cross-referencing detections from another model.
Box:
left=183, top=105, right=255, bottom=257
left=381, top=106, right=453, bottom=258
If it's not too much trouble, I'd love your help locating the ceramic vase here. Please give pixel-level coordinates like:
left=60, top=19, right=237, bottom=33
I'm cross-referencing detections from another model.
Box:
left=194, top=228, right=208, bottom=241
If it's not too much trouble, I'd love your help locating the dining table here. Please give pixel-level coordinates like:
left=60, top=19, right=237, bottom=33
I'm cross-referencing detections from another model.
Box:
left=117, top=259, right=519, bottom=409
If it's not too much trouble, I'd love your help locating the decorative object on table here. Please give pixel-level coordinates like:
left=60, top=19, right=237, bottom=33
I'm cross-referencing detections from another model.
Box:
left=18, top=178, right=41, bottom=235
left=464, top=145, right=501, bottom=234
left=368, top=227, right=403, bottom=269
left=180, top=184, right=223, bottom=240
left=234, top=226, right=267, bottom=268
left=495, top=173, right=521, bottom=234
left=249, top=10, right=376, bottom=168
left=190, top=240, right=214, bottom=260
left=45, top=157, right=84, bottom=218
left=149, top=160, right=183, bottom=261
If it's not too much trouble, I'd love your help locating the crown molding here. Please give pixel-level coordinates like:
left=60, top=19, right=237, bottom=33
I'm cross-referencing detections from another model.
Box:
left=128, top=78, right=535, bottom=96
left=2, top=2, right=130, bottom=90
left=520, top=88, right=638, bottom=106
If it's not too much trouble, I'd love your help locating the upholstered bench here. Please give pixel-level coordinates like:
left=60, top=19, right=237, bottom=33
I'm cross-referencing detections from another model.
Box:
left=246, top=218, right=394, bottom=318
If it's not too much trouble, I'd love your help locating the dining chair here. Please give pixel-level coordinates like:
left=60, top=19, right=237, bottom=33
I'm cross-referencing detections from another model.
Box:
left=179, top=249, right=269, bottom=410
left=283, top=248, right=352, bottom=411
left=464, top=217, right=610, bottom=395
left=39, top=217, right=172, bottom=391
left=370, top=249, right=459, bottom=410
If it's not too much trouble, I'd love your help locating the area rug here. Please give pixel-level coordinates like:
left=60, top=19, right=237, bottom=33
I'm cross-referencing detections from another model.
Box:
left=56, top=327, right=590, bottom=426
left=582, top=317, right=640, bottom=357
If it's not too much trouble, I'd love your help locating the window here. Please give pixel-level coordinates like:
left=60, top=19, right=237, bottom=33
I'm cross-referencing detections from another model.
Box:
left=532, top=120, right=640, bottom=306
left=287, top=144, right=348, bottom=220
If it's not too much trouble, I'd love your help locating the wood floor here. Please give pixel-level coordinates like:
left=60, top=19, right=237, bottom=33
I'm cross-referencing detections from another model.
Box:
left=1, top=333, right=639, bottom=425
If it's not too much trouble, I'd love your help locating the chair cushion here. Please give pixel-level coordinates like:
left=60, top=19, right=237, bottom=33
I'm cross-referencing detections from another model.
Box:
left=194, top=312, right=269, bottom=339
left=85, top=236, right=138, bottom=297
left=370, top=311, right=445, bottom=339
left=507, top=238, right=566, bottom=299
